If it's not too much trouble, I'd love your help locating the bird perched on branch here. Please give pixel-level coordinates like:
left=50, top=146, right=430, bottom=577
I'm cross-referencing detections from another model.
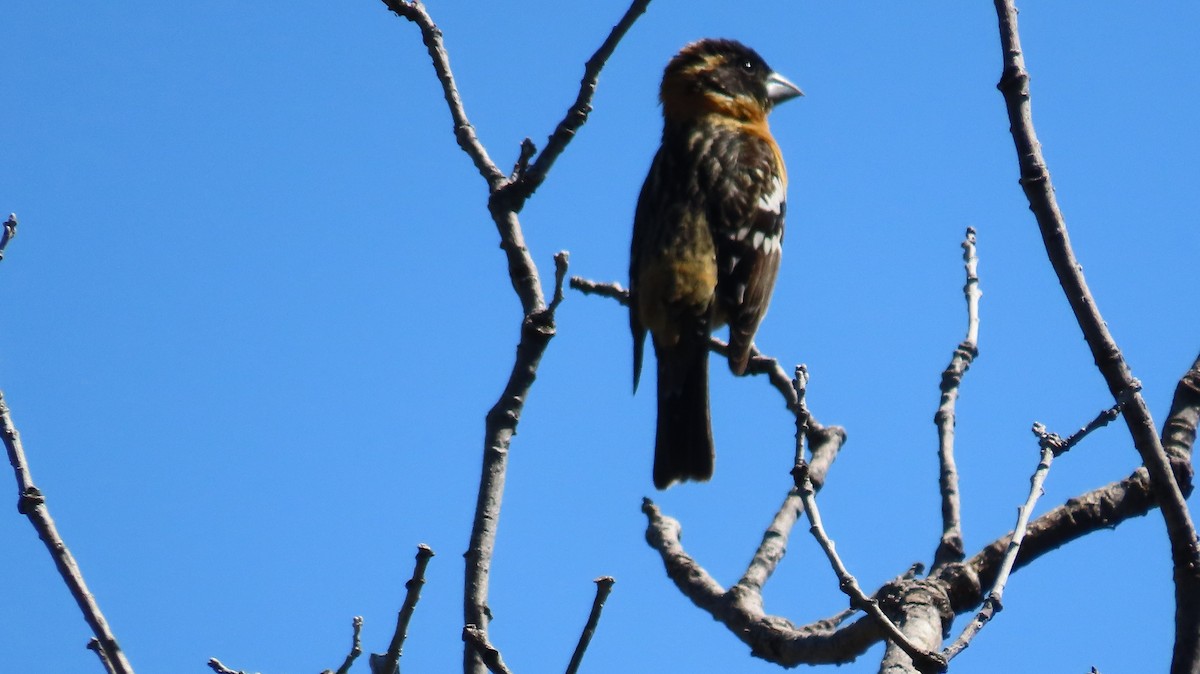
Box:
left=629, top=38, right=802, bottom=489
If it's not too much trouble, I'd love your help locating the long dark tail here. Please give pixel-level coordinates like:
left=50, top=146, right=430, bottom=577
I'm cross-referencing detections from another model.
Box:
left=652, top=328, right=714, bottom=489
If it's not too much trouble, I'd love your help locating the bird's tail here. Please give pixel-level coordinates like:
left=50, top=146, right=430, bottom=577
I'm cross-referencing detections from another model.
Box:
left=652, top=328, right=714, bottom=489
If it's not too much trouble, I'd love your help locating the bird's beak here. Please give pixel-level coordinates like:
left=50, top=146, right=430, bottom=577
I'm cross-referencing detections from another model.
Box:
left=766, top=72, right=804, bottom=104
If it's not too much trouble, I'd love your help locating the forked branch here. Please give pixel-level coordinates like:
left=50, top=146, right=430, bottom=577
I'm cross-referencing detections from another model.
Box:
left=992, top=2, right=1200, bottom=667
left=792, top=369, right=948, bottom=673
left=383, top=4, right=643, bottom=673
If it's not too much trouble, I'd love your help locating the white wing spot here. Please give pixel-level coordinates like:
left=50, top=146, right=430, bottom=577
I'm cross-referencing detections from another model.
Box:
left=752, top=231, right=765, bottom=250
left=757, top=175, right=785, bottom=214
left=765, top=233, right=782, bottom=254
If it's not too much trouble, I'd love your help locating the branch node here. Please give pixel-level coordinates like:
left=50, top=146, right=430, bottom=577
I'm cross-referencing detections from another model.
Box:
left=0, top=212, right=17, bottom=262
left=565, top=576, right=617, bottom=674
left=510, top=138, right=538, bottom=182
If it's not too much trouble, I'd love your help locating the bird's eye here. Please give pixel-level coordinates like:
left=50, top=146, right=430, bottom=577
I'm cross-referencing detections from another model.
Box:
left=741, top=60, right=756, bottom=72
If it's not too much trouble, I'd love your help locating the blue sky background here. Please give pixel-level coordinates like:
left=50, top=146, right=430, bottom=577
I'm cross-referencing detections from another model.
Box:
left=3, top=2, right=1198, bottom=672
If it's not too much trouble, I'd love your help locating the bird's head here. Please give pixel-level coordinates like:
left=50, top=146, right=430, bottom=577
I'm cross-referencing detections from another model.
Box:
left=659, top=38, right=803, bottom=125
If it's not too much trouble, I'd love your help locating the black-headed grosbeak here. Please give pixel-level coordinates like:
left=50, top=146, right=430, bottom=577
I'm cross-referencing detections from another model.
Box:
left=630, top=38, right=802, bottom=489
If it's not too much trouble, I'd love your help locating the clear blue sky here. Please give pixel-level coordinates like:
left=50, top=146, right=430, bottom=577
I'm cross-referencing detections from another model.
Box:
left=3, top=2, right=1198, bottom=672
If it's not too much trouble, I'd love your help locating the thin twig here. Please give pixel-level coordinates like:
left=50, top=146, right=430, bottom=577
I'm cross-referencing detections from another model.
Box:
left=510, top=0, right=653, bottom=204
left=736, top=417, right=844, bottom=595
left=1043, top=383, right=1142, bottom=458
left=462, top=625, right=514, bottom=674
left=792, top=365, right=812, bottom=469
left=510, top=138, right=537, bottom=183
left=792, top=465, right=947, bottom=672
left=324, top=616, right=364, bottom=674
left=549, top=252, right=570, bottom=313
left=791, top=370, right=946, bottom=672
left=946, top=468, right=1165, bottom=609
left=930, top=358, right=1199, bottom=621
left=0, top=213, right=16, bottom=262
left=940, top=427, right=1054, bottom=662
left=380, top=1, right=504, bottom=187
left=1, top=391, right=134, bottom=674
left=568, top=276, right=627, bottom=302
left=942, top=389, right=1136, bottom=662
left=992, top=4, right=1200, bottom=666
left=377, top=545, right=434, bottom=674
left=933, top=227, right=982, bottom=568
left=565, top=576, right=616, bottom=674
left=384, top=0, right=544, bottom=313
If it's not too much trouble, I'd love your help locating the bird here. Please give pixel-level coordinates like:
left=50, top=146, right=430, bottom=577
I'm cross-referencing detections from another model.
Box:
left=629, top=38, right=802, bottom=490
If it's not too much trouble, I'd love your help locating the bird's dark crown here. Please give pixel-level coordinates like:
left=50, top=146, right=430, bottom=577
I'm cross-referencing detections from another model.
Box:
left=660, top=39, right=776, bottom=122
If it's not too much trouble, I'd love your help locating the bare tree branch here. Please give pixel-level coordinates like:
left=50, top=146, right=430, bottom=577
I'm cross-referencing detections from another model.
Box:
left=640, top=363, right=884, bottom=668
left=0, top=213, right=16, bottom=263
left=506, top=0, right=653, bottom=205
left=932, top=227, right=981, bottom=568
left=462, top=626, right=514, bottom=674
left=1, top=391, right=134, bottom=674
left=643, top=498, right=887, bottom=666
left=935, top=360, right=1197, bottom=619
left=625, top=237, right=1192, bottom=671
left=569, top=276, right=628, bottom=302
left=549, top=252, right=570, bottom=313
left=324, top=616, right=364, bottom=674
left=648, top=443, right=1192, bottom=671
left=943, top=387, right=1136, bottom=662
left=1043, top=385, right=1141, bottom=458
left=736, top=421, right=844, bottom=597
left=379, top=1, right=504, bottom=188
left=991, top=4, right=1200, bottom=667
left=375, top=545, right=435, bottom=674
left=940, top=420, right=1061, bottom=662
left=383, top=5, right=645, bottom=673
left=383, top=0, right=541, bottom=314
left=790, top=369, right=946, bottom=673
left=564, top=577, right=616, bottom=674
left=460, top=254, right=571, bottom=674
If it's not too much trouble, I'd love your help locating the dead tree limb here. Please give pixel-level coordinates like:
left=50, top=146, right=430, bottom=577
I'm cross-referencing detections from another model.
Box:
left=382, top=3, right=646, bottom=672
left=2, top=391, right=134, bottom=674
left=992, top=2, right=1200, bottom=669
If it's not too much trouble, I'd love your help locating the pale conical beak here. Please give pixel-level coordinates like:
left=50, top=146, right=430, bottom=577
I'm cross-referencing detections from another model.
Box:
left=766, top=72, right=804, bottom=104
